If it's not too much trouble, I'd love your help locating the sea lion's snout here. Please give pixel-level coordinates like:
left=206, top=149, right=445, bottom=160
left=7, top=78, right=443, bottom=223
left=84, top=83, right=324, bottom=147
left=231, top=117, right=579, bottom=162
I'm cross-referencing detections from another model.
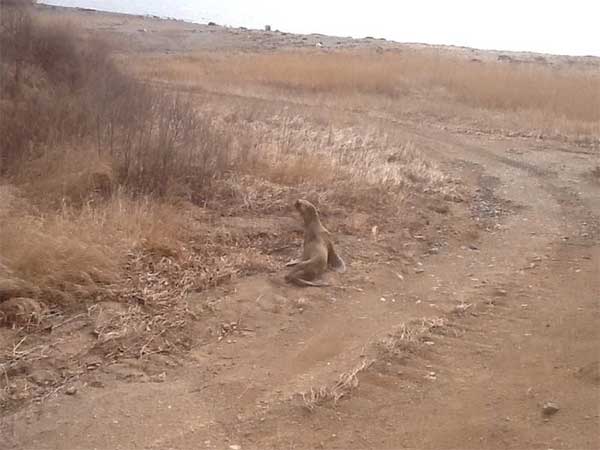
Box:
left=294, top=199, right=305, bottom=213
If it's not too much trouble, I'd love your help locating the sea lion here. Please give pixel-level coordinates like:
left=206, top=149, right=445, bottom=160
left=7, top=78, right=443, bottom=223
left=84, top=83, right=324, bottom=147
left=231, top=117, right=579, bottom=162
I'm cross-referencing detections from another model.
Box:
left=285, top=199, right=345, bottom=287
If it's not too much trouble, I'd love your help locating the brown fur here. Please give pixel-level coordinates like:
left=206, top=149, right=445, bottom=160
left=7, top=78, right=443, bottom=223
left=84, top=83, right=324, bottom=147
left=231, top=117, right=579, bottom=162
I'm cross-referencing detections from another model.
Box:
left=285, top=199, right=345, bottom=287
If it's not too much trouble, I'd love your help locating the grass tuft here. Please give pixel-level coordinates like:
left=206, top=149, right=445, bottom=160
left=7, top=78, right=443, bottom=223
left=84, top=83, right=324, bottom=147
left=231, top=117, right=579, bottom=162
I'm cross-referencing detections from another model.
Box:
left=300, top=359, right=374, bottom=411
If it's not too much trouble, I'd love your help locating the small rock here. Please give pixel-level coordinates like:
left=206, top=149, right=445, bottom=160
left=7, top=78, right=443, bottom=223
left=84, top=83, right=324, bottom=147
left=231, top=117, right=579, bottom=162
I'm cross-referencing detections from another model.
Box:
left=296, top=297, right=308, bottom=307
left=150, top=372, right=167, bottom=383
left=229, top=445, right=242, bottom=450
left=65, top=386, right=77, bottom=396
left=542, top=401, right=560, bottom=416
left=415, top=268, right=425, bottom=274
left=28, top=369, right=59, bottom=386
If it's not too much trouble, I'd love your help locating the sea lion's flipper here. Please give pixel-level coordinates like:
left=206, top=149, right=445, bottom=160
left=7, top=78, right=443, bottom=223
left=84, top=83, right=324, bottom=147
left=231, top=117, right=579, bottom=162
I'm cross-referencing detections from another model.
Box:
left=285, top=257, right=329, bottom=287
left=327, top=242, right=346, bottom=273
left=285, top=258, right=302, bottom=267
left=293, top=278, right=330, bottom=287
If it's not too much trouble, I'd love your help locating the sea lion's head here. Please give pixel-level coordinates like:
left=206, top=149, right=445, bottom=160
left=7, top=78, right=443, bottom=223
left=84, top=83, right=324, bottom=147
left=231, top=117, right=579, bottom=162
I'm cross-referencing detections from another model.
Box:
left=294, top=199, right=319, bottom=224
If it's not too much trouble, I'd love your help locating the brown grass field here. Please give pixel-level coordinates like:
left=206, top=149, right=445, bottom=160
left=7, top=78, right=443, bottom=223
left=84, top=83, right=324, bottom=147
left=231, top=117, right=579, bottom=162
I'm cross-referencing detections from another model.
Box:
left=130, top=50, right=600, bottom=138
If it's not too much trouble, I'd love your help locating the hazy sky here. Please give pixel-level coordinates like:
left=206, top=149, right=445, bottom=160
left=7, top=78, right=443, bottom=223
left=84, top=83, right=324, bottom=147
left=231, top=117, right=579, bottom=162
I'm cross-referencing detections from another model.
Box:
left=43, top=1, right=600, bottom=56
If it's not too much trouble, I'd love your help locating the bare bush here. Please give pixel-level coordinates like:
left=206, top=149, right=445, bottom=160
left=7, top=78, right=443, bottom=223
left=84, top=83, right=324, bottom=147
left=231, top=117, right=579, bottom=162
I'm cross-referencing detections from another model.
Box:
left=0, top=9, right=108, bottom=173
left=0, top=0, right=34, bottom=94
left=91, top=84, right=233, bottom=197
left=0, top=7, right=237, bottom=198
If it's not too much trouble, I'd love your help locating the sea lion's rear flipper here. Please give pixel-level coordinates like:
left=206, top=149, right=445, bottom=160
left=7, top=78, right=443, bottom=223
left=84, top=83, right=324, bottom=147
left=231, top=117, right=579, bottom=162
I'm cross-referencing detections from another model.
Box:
left=294, top=278, right=330, bottom=287
left=327, top=242, right=346, bottom=273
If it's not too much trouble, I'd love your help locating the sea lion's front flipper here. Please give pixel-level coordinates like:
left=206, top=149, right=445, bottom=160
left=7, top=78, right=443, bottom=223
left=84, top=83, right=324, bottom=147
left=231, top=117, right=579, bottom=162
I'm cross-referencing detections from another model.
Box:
left=285, top=258, right=302, bottom=267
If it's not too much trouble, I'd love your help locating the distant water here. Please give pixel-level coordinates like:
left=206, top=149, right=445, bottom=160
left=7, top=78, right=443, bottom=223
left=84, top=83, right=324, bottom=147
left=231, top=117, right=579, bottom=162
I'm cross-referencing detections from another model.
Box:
left=41, top=1, right=600, bottom=56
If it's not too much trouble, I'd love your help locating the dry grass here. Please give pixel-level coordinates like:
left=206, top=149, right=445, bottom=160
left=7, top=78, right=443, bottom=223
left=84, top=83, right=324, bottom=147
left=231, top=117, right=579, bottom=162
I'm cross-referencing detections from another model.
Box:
left=376, top=317, right=448, bottom=358
left=300, top=359, right=374, bottom=411
left=0, top=186, right=183, bottom=307
left=298, top=318, right=450, bottom=412
left=0, top=183, right=282, bottom=313
left=228, top=116, right=454, bottom=211
left=131, top=50, right=600, bottom=138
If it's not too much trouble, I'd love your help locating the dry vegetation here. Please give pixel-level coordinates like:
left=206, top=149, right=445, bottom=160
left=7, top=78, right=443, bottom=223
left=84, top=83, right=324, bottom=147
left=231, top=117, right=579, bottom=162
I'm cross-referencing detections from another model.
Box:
left=300, top=359, right=374, bottom=411
left=298, top=316, right=451, bottom=411
left=0, top=2, right=458, bottom=410
left=131, top=51, right=600, bottom=139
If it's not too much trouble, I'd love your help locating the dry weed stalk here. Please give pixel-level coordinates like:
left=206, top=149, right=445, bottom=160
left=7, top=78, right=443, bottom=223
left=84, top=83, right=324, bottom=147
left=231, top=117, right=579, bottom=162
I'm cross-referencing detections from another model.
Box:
left=301, top=359, right=374, bottom=411
left=377, top=317, right=448, bottom=357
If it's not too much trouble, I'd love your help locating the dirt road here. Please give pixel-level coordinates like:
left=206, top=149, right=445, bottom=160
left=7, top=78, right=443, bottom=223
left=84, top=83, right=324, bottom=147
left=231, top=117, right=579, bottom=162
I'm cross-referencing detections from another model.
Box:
left=3, top=122, right=599, bottom=449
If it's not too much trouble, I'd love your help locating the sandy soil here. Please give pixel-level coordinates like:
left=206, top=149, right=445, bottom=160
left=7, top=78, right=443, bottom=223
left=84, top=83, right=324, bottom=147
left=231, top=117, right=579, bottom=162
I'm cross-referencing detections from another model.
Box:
left=1, top=5, right=599, bottom=450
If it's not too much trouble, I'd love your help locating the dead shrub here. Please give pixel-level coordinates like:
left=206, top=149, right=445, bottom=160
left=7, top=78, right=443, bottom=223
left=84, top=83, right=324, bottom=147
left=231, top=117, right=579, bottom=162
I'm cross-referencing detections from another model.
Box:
left=92, top=86, right=234, bottom=197
left=14, top=146, right=115, bottom=207
left=0, top=15, right=108, bottom=173
left=0, top=7, right=237, bottom=200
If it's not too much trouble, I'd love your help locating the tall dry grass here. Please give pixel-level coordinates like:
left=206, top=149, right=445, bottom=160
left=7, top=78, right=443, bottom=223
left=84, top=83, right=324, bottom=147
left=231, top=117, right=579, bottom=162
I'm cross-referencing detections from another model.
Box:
left=131, top=51, right=600, bottom=138
left=0, top=184, right=187, bottom=307
left=228, top=115, right=453, bottom=211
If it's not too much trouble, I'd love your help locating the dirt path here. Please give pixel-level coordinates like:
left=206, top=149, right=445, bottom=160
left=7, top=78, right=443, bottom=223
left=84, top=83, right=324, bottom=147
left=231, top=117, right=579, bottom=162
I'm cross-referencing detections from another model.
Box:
left=3, top=125, right=599, bottom=450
